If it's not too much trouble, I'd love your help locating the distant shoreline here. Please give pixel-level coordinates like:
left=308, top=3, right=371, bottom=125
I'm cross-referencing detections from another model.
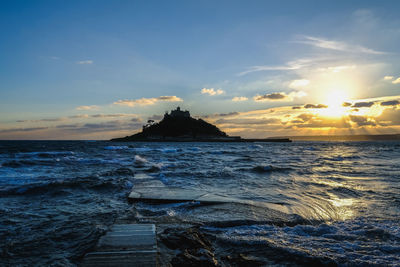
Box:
left=1, top=134, right=399, bottom=142
left=275, top=133, right=400, bottom=141
left=110, top=137, right=292, bottom=142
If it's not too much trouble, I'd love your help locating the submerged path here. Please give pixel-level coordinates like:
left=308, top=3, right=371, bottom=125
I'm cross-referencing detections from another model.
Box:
left=82, top=224, right=157, bottom=267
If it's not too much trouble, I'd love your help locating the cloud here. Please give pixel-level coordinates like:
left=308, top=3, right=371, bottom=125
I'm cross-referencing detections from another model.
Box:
left=68, top=114, right=90, bottom=119
left=76, top=105, right=99, bottom=111
left=202, top=112, right=240, bottom=119
left=56, top=120, right=142, bottom=133
left=254, top=91, right=306, bottom=102
left=296, top=113, right=314, bottom=122
left=147, top=115, right=163, bottom=121
left=351, top=101, right=375, bottom=108
left=15, top=113, right=140, bottom=124
left=376, top=108, right=400, bottom=126
left=254, top=93, right=286, bottom=101
left=238, top=65, right=299, bottom=76
left=289, top=79, right=309, bottom=88
left=384, top=76, right=394, bottom=80
left=326, top=65, right=356, bottom=73
left=16, top=117, right=66, bottom=123
left=113, top=96, right=182, bottom=107
left=289, top=116, right=351, bottom=129
left=292, top=106, right=302, bottom=110
left=380, top=100, right=400, bottom=106
left=342, top=102, right=352, bottom=107
left=238, top=58, right=313, bottom=76
left=304, top=104, right=328, bottom=109
left=392, top=77, right=400, bottom=84
left=349, top=115, right=376, bottom=126
left=77, top=60, right=93, bottom=64
left=90, top=113, right=139, bottom=118
left=216, top=118, right=281, bottom=125
left=157, top=96, right=182, bottom=101
left=232, top=96, right=248, bottom=102
left=201, top=88, right=224, bottom=96
left=296, top=35, right=386, bottom=55
left=0, top=127, right=48, bottom=133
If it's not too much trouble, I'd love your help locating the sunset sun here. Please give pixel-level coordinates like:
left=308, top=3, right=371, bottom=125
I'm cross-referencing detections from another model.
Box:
left=319, top=90, right=350, bottom=118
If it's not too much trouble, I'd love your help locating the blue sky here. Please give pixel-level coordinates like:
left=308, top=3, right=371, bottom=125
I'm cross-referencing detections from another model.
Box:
left=1, top=0, right=400, bottom=139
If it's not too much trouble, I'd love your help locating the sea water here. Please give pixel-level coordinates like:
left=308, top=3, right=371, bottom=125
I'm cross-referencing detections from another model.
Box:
left=0, top=141, right=399, bottom=265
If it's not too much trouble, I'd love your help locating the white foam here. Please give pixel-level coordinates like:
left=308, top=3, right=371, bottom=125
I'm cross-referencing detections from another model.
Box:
left=134, top=155, right=148, bottom=165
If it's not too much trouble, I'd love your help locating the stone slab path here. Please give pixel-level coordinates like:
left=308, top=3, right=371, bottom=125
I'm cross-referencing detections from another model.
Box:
left=129, top=187, right=238, bottom=204
left=82, top=224, right=157, bottom=267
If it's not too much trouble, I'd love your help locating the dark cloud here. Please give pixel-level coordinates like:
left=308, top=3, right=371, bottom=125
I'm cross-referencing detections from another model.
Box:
left=376, top=108, right=400, bottom=126
left=147, top=115, right=163, bottom=121
left=91, top=114, right=139, bottom=118
left=17, top=113, right=139, bottom=123
left=68, top=115, right=89, bottom=119
left=294, top=120, right=350, bottom=128
left=217, top=112, right=240, bottom=117
left=16, top=118, right=66, bottom=123
left=304, top=104, right=328, bottom=109
left=215, top=118, right=281, bottom=125
left=254, top=93, right=286, bottom=101
left=349, top=115, right=376, bottom=126
left=297, top=113, right=314, bottom=122
left=293, top=118, right=351, bottom=129
left=202, top=112, right=240, bottom=119
left=157, top=96, right=178, bottom=100
left=56, top=124, right=78, bottom=129
left=288, top=113, right=350, bottom=128
left=380, top=100, right=400, bottom=106
left=351, top=101, right=375, bottom=108
left=342, top=102, right=352, bottom=107
left=290, top=120, right=304, bottom=124
left=56, top=120, right=142, bottom=133
left=0, top=127, right=48, bottom=133
left=292, top=106, right=302, bottom=109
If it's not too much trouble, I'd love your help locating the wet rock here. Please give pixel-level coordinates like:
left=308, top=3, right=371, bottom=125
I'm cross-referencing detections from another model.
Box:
left=160, top=227, right=218, bottom=266
left=171, top=249, right=218, bottom=267
left=223, top=253, right=265, bottom=266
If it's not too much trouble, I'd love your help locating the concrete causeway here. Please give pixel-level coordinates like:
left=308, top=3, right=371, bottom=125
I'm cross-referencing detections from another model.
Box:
left=82, top=224, right=157, bottom=267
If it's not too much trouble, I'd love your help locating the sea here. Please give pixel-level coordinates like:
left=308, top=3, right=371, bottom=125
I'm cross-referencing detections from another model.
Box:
left=0, top=140, right=399, bottom=266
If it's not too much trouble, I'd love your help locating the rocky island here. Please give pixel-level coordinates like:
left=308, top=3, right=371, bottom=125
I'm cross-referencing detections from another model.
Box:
left=111, top=107, right=291, bottom=142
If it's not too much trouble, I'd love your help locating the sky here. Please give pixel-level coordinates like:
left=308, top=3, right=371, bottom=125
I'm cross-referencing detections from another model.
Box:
left=1, top=0, right=400, bottom=139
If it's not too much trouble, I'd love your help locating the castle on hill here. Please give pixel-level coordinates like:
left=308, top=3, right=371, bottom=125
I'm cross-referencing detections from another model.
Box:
left=110, top=106, right=291, bottom=142
left=164, top=106, right=190, bottom=118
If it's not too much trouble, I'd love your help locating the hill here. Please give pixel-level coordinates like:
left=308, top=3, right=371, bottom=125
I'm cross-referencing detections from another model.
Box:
left=111, top=107, right=236, bottom=141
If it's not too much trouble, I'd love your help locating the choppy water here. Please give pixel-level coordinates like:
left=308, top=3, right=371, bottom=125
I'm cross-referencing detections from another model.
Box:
left=0, top=141, right=399, bottom=266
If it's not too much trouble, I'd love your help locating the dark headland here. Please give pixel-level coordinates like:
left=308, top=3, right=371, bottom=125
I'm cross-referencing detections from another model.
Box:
left=111, top=107, right=291, bottom=142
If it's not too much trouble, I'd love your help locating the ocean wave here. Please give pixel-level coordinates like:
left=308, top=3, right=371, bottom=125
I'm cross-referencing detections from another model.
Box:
left=0, top=175, right=131, bottom=196
left=327, top=186, right=363, bottom=198
left=159, top=147, right=181, bottom=153
left=1, top=160, right=38, bottom=168
left=104, top=145, right=129, bottom=150
left=17, top=151, right=75, bottom=158
left=251, top=165, right=292, bottom=173
left=204, top=218, right=400, bottom=266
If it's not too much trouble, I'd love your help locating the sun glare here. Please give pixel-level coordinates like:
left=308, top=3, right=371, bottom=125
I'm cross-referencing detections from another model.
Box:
left=319, top=90, right=349, bottom=117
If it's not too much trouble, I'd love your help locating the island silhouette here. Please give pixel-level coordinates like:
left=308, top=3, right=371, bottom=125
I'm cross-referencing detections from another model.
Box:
left=111, top=107, right=291, bottom=142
